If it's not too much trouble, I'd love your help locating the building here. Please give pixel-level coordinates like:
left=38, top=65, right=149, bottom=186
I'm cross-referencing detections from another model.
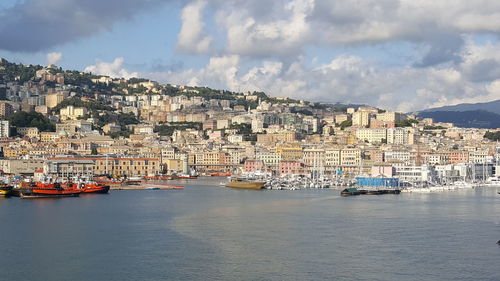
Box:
left=279, top=161, right=305, bottom=175
left=203, top=120, right=217, bottom=130
left=395, top=165, right=434, bottom=182
left=356, top=128, right=387, bottom=143
left=93, top=157, right=161, bottom=177
left=256, top=152, right=282, bottom=168
left=0, top=120, right=9, bottom=138
left=340, top=148, right=362, bottom=167
left=17, top=127, right=39, bottom=139
left=376, top=111, right=406, bottom=123
left=45, top=92, right=68, bottom=108
left=0, top=159, right=45, bottom=175
left=60, top=105, right=88, bottom=120
left=40, top=132, right=59, bottom=142
left=44, top=159, right=95, bottom=178
left=386, top=128, right=413, bottom=145
left=0, top=102, right=14, bottom=117
left=276, top=144, right=303, bottom=161
left=133, top=125, right=154, bottom=135
left=103, top=123, right=121, bottom=134
left=244, top=159, right=265, bottom=173
left=352, top=111, right=370, bottom=127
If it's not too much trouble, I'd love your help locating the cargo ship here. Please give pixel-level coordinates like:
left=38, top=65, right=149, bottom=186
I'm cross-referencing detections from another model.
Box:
left=225, top=178, right=266, bottom=190
left=19, top=182, right=82, bottom=198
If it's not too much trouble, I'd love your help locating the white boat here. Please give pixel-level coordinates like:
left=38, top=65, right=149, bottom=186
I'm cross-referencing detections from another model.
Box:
left=482, top=177, right=500, bottom=187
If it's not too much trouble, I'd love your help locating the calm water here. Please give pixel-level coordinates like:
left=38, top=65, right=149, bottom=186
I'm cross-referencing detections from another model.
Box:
left=1, top=178, right=499, bottom=281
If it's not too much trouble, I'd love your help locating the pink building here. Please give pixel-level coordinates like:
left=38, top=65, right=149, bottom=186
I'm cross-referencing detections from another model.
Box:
left=370, top=120, right=395, bottom=129
left=279, top=161, right=305, bottom=175
left=371, top=165, right=395, bottom=177
left=244, top=159, right=265, bottom=173
left=203, top=120, right=217, bottom=130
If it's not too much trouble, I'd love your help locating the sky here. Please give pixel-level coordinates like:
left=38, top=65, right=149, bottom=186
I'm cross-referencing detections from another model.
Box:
left=2, top=0, right=500, bottom=112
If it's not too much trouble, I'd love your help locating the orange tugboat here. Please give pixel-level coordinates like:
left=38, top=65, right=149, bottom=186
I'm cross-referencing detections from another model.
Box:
left=74, top=182, right=110, bottom=194
left=20, top=182, right=82, bottom=198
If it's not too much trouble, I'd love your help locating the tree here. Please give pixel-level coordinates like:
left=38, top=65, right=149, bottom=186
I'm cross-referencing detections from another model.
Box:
left=154, top=122, right=202, bottom=136
left=396, top=119, right=419, bottom=127
left=484, top=131, right=500, bottom=141
left=7, top=111, right=55, bottom=132
left=228, top=123, right=252, bottom=135
left=340, top=120, right=352, bottom=130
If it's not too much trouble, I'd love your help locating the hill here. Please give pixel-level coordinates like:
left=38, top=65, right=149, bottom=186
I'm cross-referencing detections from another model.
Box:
left=421, top=99, right=500, bottom=115
left=417, top=110, right=500, bottom=128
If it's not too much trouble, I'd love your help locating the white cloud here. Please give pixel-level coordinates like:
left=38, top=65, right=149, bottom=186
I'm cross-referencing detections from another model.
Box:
left=146, top=40, right=500, bottom=112
left=176, top=0, right=213, bottom=54
left=84, top=58, right=139, bottom=79
left=177, top=0, right=500, bottom=66
left=46, top=52, right=63, bottom=65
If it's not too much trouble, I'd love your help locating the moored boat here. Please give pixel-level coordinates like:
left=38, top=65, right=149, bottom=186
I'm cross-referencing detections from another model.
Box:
left=210, top=173, right=232, bottom=177
left=340, top=188, right=361, bottom=196
left=172, top=174, right=198, bottom=179
left=95, top=180, right=124, bottom=189
left=20, top=182, right=81, bottom=198
left=80, top=183, right=110, bottom=194
left=225, top=178, right=266, bottom=190
left=0, top=184, right=13, bottom=196
left=365, top=190, right=383, bottom=195
left=141, top=182, right=184, bottom=189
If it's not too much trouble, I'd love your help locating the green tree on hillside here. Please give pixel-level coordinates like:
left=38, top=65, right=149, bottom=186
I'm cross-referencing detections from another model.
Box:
left=7, top=111, right=55, bottom=132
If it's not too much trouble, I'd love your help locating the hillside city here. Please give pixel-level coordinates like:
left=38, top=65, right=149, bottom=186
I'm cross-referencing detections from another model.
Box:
left=1, top=58, right=499, bottom=185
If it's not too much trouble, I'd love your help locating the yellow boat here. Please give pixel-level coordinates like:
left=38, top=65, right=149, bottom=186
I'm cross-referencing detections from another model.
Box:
left=225, top=178, right=266, bottom=190
left=0, top=184, right=13, bottom=196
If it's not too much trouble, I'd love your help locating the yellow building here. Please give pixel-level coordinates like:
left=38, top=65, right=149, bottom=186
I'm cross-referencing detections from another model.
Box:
left=3, top=147, right=29, bottom=158
left=352, top=111, right=370, bottom=127
left=60, top=105, right=88, bottom=120
left=91, top=157, right=161, bottom=177
left=163, top=159, right=183, bottom=172
left=45, top=92, right=68, bottom=108
left=340, top=148, right=361, bottom=167
left=17, top=127, right=39, bottom=139
left=276, top=144, right=303, bottom=160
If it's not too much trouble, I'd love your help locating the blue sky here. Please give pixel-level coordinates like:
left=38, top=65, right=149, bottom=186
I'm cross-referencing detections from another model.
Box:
left=2, top=0, right=500, bottom=111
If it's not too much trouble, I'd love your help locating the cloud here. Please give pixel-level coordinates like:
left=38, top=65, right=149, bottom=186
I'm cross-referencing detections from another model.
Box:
left=46, top=52, right=63, bottom=65
left=176, top=0, right=212, bottom=54
left=141, top=40, right=500, bottom=112
left=84, top=58, right=139, bottom=79
left=0, top=0, right=172, bottom=52
left=177, top=0, right=500, bottom=67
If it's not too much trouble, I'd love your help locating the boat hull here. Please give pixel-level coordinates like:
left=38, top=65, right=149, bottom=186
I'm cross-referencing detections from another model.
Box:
left=20, top=193, right=80, bottom=198
left=225, top=181, right=266, bottom=190
left=81, top=185, right=110, bottom=194
left=20, top=188, right=81, bottom=198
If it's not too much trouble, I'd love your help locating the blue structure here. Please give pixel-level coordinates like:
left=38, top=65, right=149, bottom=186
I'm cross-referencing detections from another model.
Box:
left=355, top=177, right=399, bottom=187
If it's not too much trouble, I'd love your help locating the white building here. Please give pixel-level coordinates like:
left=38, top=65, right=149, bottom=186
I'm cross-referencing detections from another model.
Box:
left=356, top=128, right=387, bottom=143
left=0, top=120, right=9, bottom=138
left=387, top=128, right=413, bottom=145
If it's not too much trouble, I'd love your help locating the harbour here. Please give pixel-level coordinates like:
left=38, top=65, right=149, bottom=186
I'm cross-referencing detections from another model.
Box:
left=1, top=178, right=499, bottom=281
